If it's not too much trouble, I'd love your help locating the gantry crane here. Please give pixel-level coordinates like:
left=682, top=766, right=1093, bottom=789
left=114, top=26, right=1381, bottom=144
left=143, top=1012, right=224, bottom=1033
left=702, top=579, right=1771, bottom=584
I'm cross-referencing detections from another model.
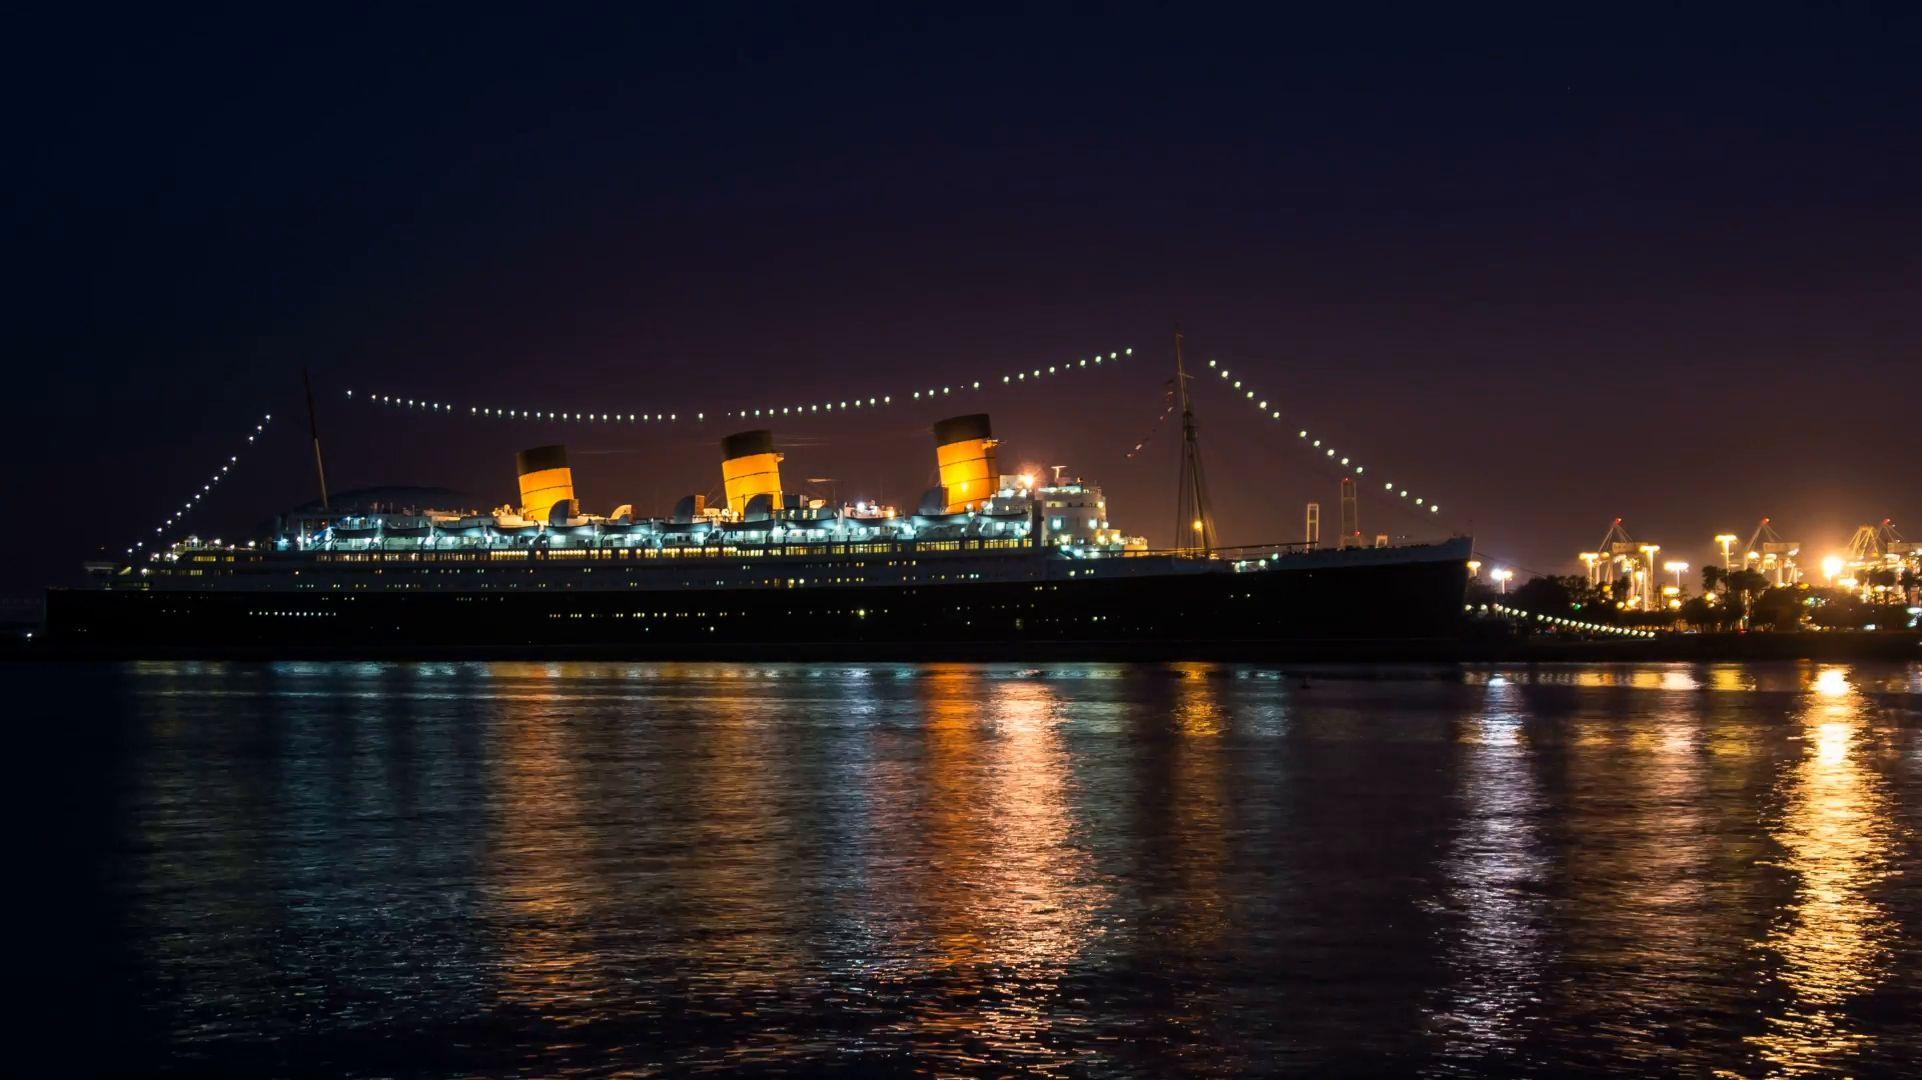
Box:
left=1742, top=517, right=1802, bottom=585
left=1580, top=518, right=1661, bottom=610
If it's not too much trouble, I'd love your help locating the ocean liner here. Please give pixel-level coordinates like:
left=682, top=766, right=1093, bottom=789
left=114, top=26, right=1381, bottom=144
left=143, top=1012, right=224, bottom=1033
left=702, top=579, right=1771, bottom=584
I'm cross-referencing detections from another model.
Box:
left=48, top=400, right=1472, bottom=659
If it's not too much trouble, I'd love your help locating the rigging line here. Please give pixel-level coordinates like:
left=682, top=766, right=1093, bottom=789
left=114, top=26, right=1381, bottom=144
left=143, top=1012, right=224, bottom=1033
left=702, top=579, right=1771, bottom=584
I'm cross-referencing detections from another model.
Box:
left=345, top=346, right=1136, bottom=427
left=1123, top=379, right=1177, bottom=460
left=1192, top=356, right=1455, bottom=532
left=129, top=411, right=276, bottom=556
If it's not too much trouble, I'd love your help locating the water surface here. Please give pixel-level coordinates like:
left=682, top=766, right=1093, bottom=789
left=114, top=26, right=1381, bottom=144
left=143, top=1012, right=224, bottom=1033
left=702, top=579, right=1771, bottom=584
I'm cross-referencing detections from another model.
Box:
left=24, top=661, right=1922, bottom=1074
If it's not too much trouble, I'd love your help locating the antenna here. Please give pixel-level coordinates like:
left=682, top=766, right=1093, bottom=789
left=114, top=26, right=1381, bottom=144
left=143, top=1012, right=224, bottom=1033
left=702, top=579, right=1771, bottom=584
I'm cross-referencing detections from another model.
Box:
left=1173, top=331, right=1217, bottom=554
left=302, top=367, right=330, bottom=511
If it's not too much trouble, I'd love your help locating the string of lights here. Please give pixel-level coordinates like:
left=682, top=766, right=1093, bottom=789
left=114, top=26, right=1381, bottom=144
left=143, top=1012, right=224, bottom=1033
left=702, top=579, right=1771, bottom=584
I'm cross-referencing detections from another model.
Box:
left=345, top=347, right=1136, bottom=426
left=1202, top=358, right=1445, bottom=518
left=1486, top=602, right=1660, bottom=638
left=131, top=412, right=274, bottom=556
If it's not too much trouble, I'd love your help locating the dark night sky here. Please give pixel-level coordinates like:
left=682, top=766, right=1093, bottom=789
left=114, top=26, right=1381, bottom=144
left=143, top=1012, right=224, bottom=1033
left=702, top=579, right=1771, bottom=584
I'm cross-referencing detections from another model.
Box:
left=11, top=5, right=1919, bottom=593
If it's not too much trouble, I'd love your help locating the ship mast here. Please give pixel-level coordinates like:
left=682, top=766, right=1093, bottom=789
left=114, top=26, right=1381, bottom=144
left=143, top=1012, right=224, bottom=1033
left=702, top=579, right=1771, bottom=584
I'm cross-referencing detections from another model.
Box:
left=1173, top=331, right=1216, bottom=554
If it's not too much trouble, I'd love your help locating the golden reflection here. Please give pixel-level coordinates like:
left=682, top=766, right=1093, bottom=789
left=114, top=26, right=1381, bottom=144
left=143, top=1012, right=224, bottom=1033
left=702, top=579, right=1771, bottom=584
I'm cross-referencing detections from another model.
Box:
left=1658, top=668, right=1699, bottom=692
left=911, top=665, right=994, bottom=966
left=675, top=670, right=795, bottom=1000
left=1172, top=662, right=1227, bottom=738
left=1166, top=663, right=1230, bottom=949
left=912, top=666, right=1101, bottom=971
left=1748, top=665, right=1899, bottom=1075
left=487, top=663, right=804, bottom=1013
left=1708, top=663, right=1757, bottom=693
left=487, top=665, right=603, bottom=1008
left=1573, top=669, right=1616, bottom=689
left=1812, top=666, right=1850, bottom=699
left=890, top=666, right=1106, bottom=1059
left=1554, top=665, right=1704, bottom=691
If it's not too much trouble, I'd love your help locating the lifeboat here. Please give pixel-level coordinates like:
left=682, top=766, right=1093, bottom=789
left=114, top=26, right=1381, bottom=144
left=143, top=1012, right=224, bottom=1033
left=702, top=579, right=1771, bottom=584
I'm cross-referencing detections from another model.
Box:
left=434, top=516, right=494, bottom=538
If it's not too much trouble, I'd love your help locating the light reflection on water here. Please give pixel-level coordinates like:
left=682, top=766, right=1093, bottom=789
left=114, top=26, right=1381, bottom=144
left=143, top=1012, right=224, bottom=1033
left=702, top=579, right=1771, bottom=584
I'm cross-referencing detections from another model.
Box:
left=39, top=660, right=1922, bottom=1074
left=1425, top=678, right=1549, bottom=1072
left=1749, top=665, right=1901, bottom=1074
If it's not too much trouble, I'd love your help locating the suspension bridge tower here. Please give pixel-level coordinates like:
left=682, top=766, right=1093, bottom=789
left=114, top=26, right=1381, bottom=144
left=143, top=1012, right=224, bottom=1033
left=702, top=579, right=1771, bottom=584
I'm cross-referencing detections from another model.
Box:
left=1338, top=477, right=1361, bottom=548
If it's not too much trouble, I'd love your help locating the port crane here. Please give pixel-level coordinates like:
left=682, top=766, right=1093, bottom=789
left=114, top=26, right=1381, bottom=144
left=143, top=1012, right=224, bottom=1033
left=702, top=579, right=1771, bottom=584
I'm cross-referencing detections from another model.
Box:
left=1741, top=517, right=1801, bottom=585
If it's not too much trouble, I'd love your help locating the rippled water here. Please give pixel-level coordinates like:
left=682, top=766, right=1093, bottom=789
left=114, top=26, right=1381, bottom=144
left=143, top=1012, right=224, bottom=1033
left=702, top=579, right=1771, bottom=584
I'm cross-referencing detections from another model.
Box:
left=21, top=661, right=1922, bottom=1075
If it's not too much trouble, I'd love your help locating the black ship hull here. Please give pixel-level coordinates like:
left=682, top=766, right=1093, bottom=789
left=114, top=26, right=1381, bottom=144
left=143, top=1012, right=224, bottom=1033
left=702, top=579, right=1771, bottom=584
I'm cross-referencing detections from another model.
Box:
left=45, top=545, right=1471, bottom=660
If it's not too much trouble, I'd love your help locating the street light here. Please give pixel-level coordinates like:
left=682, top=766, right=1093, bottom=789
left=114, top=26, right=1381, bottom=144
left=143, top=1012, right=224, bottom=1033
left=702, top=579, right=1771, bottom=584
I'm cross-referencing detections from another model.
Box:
left=1664, top=560, right=1689, bottom=589
left=1467, top=559, right=1482, bottom=579
left=1638, top=544, right=1661, bottom=609
left=1490, top=568, right=1513, bottom=594
left=1714, top=534, right=1737, bottom=571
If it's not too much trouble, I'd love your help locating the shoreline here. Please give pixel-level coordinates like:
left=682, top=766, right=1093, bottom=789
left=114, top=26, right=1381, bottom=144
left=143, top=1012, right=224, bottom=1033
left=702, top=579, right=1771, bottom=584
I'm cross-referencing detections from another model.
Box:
left=10, top=631, right=1918, bottom=664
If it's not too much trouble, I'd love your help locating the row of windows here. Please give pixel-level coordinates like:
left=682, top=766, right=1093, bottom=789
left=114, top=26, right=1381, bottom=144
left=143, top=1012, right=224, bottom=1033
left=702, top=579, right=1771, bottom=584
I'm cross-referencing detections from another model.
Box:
left=306, top=539, right=1025, bottom=563
left=182, top=602, right=1154, bottom=634
left=151, top=555, right=1011, bottom=583
left=156, top=570, right=1018, bottom=592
